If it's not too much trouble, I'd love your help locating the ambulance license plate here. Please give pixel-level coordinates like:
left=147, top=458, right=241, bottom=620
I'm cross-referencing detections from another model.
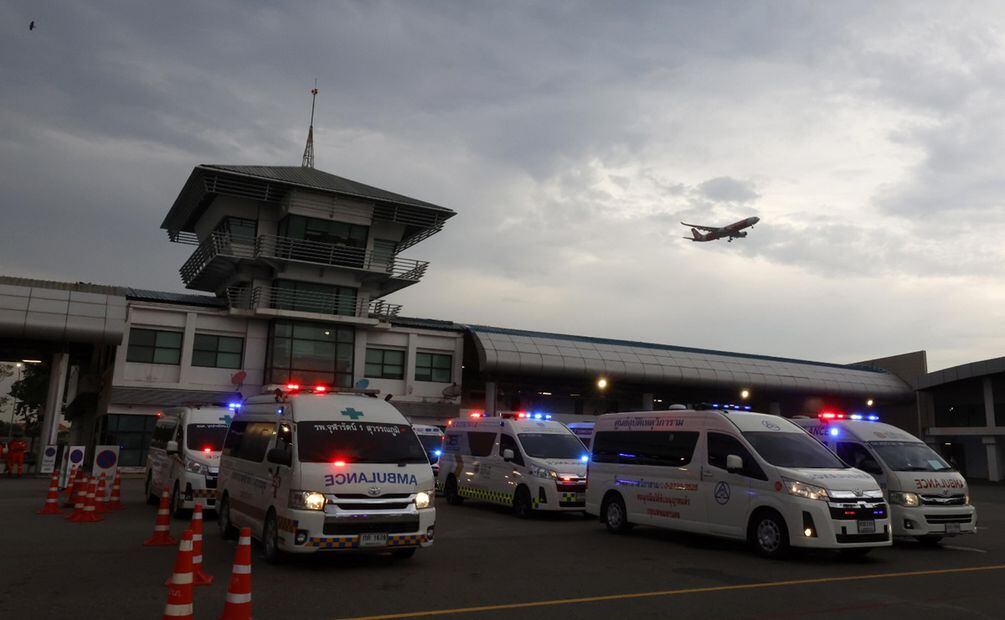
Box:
left=360, top=533, right=388, bottom=547
left=946, top=522, right=961, bottom=534
left=857, top=520, right=876, bottom=534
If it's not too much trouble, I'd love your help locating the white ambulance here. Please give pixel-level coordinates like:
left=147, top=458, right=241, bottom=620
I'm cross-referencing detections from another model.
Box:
left=438, top=413, right=590, bottom=517
left=585, top=408, right=892, bottom=558
left=144, top=405, right=233, bottom=516
left=792, top=414, right=977, bottom=544
left=566, top=422, right=596, bottom=449
left=216, top=386, right=436, bottom=562
left=412, top=424, right=445, bottom=477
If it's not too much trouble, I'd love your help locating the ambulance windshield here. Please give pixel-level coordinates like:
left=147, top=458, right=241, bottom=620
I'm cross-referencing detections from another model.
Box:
left=417, top=434, right=443, bottom=463
left=870, top=441, right=953, bottom=472
left=744, top=431, right=846, bottom=469
left=186, top=424, right=228, bottom=451
left=518, top=433, right=586, bottom=459
left=297, top=422, right=428, bottom=464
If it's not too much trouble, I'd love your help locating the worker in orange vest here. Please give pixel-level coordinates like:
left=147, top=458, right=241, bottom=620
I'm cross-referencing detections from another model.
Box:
left=6, top=436, right=27, bottom=477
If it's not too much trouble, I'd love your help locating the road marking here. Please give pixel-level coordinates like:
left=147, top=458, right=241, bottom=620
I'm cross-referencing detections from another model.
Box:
left=943, top=545, right=988, bottom=553
left=339, top=564, right=1005, bottom=620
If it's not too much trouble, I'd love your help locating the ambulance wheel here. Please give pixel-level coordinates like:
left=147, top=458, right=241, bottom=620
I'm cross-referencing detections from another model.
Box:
left=444, top=476, right=464, bottom=506
left=513, top=486, right=533, bottom=519
left=750, top=510, right=789, bottom=559
left=263, top=510, right=284, bottom=564
left=916, top=535, right=944, bottom=546
left=602, top=493, right=631, bottom=534
left=218, top=495, right=237, bottom=540
left=145, top=472, right=158, bottom=505
left=392, top=548, right=417, bottom=560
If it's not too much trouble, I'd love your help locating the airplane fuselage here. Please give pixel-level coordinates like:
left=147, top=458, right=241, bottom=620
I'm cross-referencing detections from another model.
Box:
left=682, top=216, right=760, bottom=242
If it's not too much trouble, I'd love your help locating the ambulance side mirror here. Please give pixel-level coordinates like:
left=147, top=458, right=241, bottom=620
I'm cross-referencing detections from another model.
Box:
left=726, top=454, right=743, bottom=472
left=166, top=441, right=179, bottom=455
left=267, top=448, right=292, bottom=467
left=502, top=449, right=515, bottom=462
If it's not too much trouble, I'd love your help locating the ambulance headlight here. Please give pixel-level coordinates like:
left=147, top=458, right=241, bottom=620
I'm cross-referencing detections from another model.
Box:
left=889, top=491, right=920, bottom=507
left=415, top=491, right=432, bottom=509
left=783, top=478, right=829, bottom=501
left=184, top=459, right=209, bottom=476
left=289, top=490, right=327, bottom=511
left=532, top=466, right=558, bottom=480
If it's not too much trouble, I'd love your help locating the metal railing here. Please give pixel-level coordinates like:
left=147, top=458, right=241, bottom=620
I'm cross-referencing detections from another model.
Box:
left=226, top=287, right=402, bottom=321
left=179, top=232, right=428, bottom=287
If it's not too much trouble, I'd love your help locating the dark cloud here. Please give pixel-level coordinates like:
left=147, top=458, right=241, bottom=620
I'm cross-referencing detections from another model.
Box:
left=697, top=177, right=760, bottom=203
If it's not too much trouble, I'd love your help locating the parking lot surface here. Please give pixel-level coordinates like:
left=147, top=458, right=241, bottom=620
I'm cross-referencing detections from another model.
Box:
left=1, top=478, right=1004, bottom=619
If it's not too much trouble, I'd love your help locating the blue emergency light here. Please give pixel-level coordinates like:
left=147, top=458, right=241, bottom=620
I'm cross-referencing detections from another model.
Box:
left=433, top=449, right=442, bottom=457
left=580, top=454, right=589, bottom=463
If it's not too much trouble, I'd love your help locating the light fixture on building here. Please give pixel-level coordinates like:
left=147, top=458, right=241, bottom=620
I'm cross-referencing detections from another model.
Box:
left=21, top=359, right=42, bottom=364
left=538, top=391, right=552, bottom=396
left=740, top=389, right=750, bottom=400
left=866, top=399, right=874, bottom=407
left=597, top=377, right=608, bottom=390
left=15, top=362, right=23, bottom=368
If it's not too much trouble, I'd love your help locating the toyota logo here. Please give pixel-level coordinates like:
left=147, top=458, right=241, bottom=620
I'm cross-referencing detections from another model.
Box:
left=367, top=486, right=381, bottom=497
left=852, top=489, right=863, bottom=497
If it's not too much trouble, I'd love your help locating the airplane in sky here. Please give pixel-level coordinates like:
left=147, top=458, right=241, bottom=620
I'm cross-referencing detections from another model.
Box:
left=681, top=216, right=760, bottom=242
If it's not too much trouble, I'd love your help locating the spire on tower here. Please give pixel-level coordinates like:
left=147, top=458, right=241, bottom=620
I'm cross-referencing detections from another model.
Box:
left=302, top=80, right=318, bottom=168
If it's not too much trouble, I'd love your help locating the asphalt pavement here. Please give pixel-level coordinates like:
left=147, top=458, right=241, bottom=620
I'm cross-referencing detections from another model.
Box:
left=1, top=477, right=1003, bottom=619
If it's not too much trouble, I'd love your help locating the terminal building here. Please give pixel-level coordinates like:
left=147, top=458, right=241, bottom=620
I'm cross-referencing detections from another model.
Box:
left=0, top=160, right=1001, bottom=480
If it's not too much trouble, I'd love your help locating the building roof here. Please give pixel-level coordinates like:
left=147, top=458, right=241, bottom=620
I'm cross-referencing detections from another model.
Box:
left=390, top=316, right=466, bottom=333
left=0, top=276, right=127, bottom=345
left=915, top=356, right=1005, bottom=390
left=467, top=324, right=913, bottom=399
left=124, top=288, right=226, bottom=308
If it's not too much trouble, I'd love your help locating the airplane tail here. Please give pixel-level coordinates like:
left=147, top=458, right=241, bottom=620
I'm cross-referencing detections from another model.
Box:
left=690, top=228, right=703, bottom=241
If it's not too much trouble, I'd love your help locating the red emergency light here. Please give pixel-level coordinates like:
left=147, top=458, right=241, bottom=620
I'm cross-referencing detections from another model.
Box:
left=314, top=385, right=328, bottom=393
left=332, top=459, right=347, bottom=467
left=286, top=383, right=301, bottom=392
left=469, top=412, right=483, bottom=418
left=203, top=447, right=212, bottom=454
left=819, top=411, right=846, bottom=421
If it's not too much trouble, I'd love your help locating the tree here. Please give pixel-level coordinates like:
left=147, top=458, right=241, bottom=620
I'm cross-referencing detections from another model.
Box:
left=9, top=363, right=49, bottom=440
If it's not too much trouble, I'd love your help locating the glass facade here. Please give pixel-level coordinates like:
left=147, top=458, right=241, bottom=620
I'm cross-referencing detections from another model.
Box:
left=365, top=348, right=405, bottom=379
left=278, top=215, right=369, bottom=268
left=96, top=414, right=158, bottom=467
left=932, top=377, right=987, bottom=427
left=267, top=319, right=355, bottom=387
left=126, top=328, right=183, bottom=365
left=415, top=352, right=452, bottom=382
left=271, top=279, right=358, bottom=317
left=192, top=333, right=244, bottom=369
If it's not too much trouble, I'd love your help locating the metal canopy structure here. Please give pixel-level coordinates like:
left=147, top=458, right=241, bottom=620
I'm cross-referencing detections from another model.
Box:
left=467, top=324, right=913, bottom=399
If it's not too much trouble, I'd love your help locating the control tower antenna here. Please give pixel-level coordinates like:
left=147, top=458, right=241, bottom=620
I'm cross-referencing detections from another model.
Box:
left=301, top=79, right=318, bottom=168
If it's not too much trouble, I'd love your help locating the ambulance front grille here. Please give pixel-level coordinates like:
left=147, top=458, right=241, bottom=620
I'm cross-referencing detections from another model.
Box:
left=924, top=514, right=972, bottom=524
left=920, top=495, right=967, bottom=506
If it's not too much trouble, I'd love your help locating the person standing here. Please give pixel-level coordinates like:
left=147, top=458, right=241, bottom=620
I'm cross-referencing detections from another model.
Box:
left=6, top=435, right=27, bottom=477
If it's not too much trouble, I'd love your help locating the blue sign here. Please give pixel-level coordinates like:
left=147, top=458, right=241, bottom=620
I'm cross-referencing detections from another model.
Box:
left=44, top=446, right=56, bottom=457
left=69, top=449, right=84, bottom=464
left=96, top=449, right=117, bottom=469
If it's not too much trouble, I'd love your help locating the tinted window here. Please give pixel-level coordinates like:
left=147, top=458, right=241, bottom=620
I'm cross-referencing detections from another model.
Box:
left=296, top=422, right=427, bottom=464
left=592, top=431, right=699, bottom=467
left=707, top=432, right=766, bottom=480
left=743, top=432, right=846, bottom=469
left=518, top=433, right=588, bottom=460
left=467, top=432, right=497, bottom=457
left=499, top=434, right=525, bottom=466
left=418, top=434, right=443, bottom=463
left=150, top=420, right=176, bottom=449
left=834, top=442, right=882, bottom=474
left=223, top=421, right=247, bottom=457
left=870, top=441, right=953, bottom=472
left=186, top=424, right=228, bottom=452
left=222, top=421, right=274, bottom=462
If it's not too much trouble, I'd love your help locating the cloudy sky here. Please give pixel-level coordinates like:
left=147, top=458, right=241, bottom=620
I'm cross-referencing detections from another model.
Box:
left=2, top=1, right=1004, bottom=371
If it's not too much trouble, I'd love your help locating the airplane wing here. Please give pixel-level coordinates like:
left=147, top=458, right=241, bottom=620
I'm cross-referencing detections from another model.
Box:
left=680, top=222, right=719, bottom=232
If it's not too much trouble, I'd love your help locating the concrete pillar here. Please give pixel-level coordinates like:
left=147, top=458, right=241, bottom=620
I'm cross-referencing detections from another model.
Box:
left=39, top=352, right=70, bottom=469
left=642, top=393, right=654, bottom=411
left=485, top=381, right=497, bottom=417
left=983, top=437, right=1001, bottom=482
left=405, top=334, right=417, bottom=396
left=177, top=312, right=197, bottom=385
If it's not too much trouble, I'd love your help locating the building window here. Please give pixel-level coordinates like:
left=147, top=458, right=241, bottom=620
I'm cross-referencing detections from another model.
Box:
left=415, top=352, right=452, bottom=382
left=126, top=328, right=183, bottom=365
left=365, top=348, right=405, bottom=380
left=932, top=378, right=987, bottom=427
left=214, top=216, right=257, bottom=241
left=267, top=319, right=354, bottom=387
left=278, top=215, right=369, bottom=268
left=271, top=279, right=358, bottom=317
left=96, top=414, right=158, bottom=467
left=192, top=334, right=244, bottom=369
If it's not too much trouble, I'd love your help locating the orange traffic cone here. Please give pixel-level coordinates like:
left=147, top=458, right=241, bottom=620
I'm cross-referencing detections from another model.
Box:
left=37, top=468, right=63, bottom=515
left=219, top=527, right=253, bottom=620
left=163, top=529, right=195, bottom=620
left=106, top=470, right=125, bottom=511
left=65, top=475, right=90, bottom=522
left=75, top=477, right=104, bottom=523
left=190, top=504, right=213, bottom=585
left=144, top=488, right=178, bottom=546
left=63, top=467, right=81, bottom=507
left=95, top=474, right=108, bottom=514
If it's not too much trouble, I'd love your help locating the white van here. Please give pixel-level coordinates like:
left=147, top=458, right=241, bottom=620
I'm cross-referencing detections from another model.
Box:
left=585, top=408, right=892, bottom=558
left=216, top=387, right=435, bottom=562
left=145, top=405, right=232, bottom=515
left=437, top=414, right=589, bottom=517
left=566, top=422, right=596, bottom=449
left=412, top=424, right=444, bottom=478
left=792, top=415, right=977, bottom=544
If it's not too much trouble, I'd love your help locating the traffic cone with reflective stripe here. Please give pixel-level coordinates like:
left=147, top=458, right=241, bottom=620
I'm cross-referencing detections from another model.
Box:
left=106, top=470, right=124, bottom=511
left=76, top=477, right=104, bottom=523
left=144, top=488, right=177, bottom=546
left=163, top=529, right=194, bottom=620
left=63, top=466, right=79, bottom=507
left=37, top=468, right=63, bottom=515
left=190, top=504, right=213, bottom=585
left=94, top=473, right=108, bottom=513
left=66, top=474, right=89, bottom=521
left=219, top=527, right=252, bottom=620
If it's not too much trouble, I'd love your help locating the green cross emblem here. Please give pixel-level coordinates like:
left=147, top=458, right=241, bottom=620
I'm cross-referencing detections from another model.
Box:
left=340, top=408, right=364, bottom=420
